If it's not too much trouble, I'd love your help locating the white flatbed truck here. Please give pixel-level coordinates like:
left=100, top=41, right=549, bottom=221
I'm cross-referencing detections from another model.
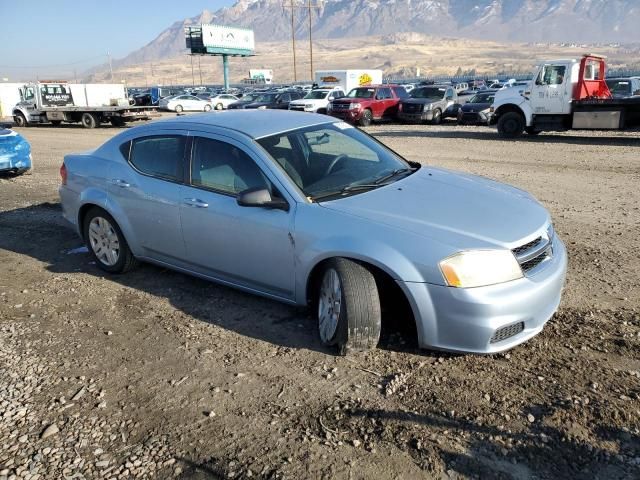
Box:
left=13, top=82, right=158, bottom=128
left=492, top=55, right=640, bottom=138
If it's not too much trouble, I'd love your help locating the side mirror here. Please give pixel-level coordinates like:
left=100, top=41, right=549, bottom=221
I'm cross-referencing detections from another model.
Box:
left=237, top=187, right=289, bottom=211
left=328, top=96, right=334, bottom=101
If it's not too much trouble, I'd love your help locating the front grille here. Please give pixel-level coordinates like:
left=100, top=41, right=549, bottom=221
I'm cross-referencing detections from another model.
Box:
left=332, top=103, right=350, bottom=110
left=512, top=234, right=552, bottom=275
left=289, top=105, right=305, bottom=111
left=402, top=103, right=423, bottom=113
left=462, top=112, right=480, bottom=121
left=512, top=236, right=543, bottom=256
left=490, top=322, right=525, bottom=344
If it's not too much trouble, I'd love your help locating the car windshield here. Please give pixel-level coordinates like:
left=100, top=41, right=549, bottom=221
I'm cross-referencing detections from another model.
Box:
left=304, top=90, right=330, bottom=99
left=606, top=80, right=631, bottom=95
left=255, top=93, right=278, bottom=103
left=469, top=93, right=495, bottom=103
left=257, top=122, right=413, bottom=201
left=410, top=87, right=445, bottom=99
left=345, top=88, right=375, bottom=99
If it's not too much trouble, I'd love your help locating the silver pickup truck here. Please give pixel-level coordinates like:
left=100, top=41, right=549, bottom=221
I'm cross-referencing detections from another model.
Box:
left=397, top=85, right=458, bottom=124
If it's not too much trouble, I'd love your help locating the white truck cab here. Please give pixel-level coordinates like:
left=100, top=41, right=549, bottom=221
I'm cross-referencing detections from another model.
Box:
left=288, top=87, right=345, bottom=114
left=492, top=54, right=640, bottom=137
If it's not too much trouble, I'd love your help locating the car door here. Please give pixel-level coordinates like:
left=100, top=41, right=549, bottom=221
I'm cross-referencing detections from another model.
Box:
left=179, top=133, right=296, bottom=299
left=377, top=87, right=395, bottom=119
left=276, top=93, right=291, bottom=109
left=109, top=130, right=188, bottom=263
left=531, top=64, right=569, bottom=114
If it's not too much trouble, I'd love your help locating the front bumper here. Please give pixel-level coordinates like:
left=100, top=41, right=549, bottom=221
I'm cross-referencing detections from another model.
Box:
left=458, top=111, right=493, bottom=125
left=401, top=235, right=567, bottom=354
left=398, top=110, right=432, bottom=122
left=328, top=109, right=361, bottom=122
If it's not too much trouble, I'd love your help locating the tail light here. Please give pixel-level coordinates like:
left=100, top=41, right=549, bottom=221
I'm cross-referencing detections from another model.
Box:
left=60, top=162, right=67, bottom=185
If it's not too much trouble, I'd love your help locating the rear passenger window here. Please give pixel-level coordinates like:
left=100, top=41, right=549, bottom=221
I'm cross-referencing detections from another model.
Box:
left=129, top=135, right=186, bottom=181
left=393, top=87, right=409, bottom=98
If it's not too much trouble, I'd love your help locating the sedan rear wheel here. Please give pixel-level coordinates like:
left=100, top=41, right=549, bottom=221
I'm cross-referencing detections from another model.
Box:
left=317, top=259, right=381, bottom=355
left=204, top=104, right=212, bottom=112
left=215, top=103, right=223, bottom=110
left=84, top=208, right=138, bottom=274
left=175, top=105, right=183, bottom=113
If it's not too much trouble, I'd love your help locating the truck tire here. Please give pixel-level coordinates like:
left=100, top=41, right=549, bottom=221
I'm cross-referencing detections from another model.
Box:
left=14, top=113, right=28, bottom=127
left=497, top=112, right=525, bottom=138
left=110, top=117, right=126, bottom=127
left=525, top=127, right=541, bottom=136
left=316, top=258, right=382, bottom=355
left=81, top=113, right=99, bottom=129
left=359, top=109, right=373, bottom=127
left=431, top=108, right=442, bottom=125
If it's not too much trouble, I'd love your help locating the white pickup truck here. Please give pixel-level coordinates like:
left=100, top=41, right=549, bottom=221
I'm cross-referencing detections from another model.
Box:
left=492, top=54, right=640, bottom=138
left=288, top=87, right=345, bottom=114
left=13, top=82, right=157, bottom=128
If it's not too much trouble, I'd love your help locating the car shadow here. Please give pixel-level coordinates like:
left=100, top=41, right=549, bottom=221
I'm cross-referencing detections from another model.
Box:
left=370, top=128, right=640, bottom=146
left=342, top=402, right=639, bottom=478
left=0, top=202, right=420, bottom=356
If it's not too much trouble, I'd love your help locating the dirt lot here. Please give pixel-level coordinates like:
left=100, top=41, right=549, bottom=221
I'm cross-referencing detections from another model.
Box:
left=1, top=118, right=639, bottom=480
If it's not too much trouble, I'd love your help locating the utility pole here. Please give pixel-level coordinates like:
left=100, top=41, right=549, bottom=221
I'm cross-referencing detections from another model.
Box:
left=190, top=55, right=195, bottom=86
left=283, top=1, right=322, bottom=82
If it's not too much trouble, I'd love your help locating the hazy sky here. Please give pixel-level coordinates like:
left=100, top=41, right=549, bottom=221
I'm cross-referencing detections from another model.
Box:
left=0, top=0, right=235, bottom=80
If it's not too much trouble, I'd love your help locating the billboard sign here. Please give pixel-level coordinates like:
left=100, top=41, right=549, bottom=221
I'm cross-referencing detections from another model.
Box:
left=201, top=25, right=255, bottom=56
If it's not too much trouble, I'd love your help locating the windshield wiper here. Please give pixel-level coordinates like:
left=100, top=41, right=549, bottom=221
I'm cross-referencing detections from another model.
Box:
left=311, top=184, right=383, bottom=201
left=373, top=167, right=415, bottom=185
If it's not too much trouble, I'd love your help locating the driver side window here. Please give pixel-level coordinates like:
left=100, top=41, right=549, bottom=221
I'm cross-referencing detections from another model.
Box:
left=538, top=66, right=566, bottom=85
left=191, top=137, right=269, bottom=195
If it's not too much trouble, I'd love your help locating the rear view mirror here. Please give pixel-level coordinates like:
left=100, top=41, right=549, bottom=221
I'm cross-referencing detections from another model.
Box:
left=237, top=188, right=289, bottom=211
left=308, top=132, right=330, bottom=146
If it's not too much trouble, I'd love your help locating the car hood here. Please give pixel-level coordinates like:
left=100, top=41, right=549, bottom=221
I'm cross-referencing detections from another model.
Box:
left=318, top=167, right=549, bottom=249
left=244, top=102, right=276, bottom=108
left=290, top=98, right=325, bottom=105
left=461, top=102, right=492, bottom=112
left=402, top=98, right=442, bottom=105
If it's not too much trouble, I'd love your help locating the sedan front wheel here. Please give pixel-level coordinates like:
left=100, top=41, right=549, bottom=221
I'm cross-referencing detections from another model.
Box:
left=317, top=258, right=381, bottom=355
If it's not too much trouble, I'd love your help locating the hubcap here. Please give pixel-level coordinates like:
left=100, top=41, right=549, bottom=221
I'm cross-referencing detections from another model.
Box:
left=318, top=269, right=342, bottom=342
left=88, top=217, right=120, bottom=266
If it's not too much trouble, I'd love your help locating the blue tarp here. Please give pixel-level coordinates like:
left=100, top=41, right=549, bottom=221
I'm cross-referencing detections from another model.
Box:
left=0, top=129, right=31, bottom=173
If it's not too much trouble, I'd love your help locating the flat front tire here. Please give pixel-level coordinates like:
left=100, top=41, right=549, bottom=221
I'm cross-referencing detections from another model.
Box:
left=497, top=112, right=525, bottom=138
left=431, top=108, right=442, bottom=125
left=83, top=208, right=138, bottom=274
left=317, top=258, right=381, bottom=355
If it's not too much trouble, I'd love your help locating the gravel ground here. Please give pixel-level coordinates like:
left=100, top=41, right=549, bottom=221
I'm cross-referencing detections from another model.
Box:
left=0, top=118, right=639, bottom=480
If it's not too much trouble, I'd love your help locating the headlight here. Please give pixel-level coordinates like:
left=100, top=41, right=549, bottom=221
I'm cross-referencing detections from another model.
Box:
left=349, top=103, right=361, bottom=110
left=439, top=250, right=523, bottom=288
left=257, top=105, right=267, bottom=110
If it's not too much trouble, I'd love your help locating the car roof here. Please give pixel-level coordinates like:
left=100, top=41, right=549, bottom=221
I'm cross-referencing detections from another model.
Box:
left=138, top=110, right=334, bottom=139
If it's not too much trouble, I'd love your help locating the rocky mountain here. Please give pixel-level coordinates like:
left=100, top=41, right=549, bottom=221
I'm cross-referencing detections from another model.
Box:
left=113, top=0, right=640, bottom=68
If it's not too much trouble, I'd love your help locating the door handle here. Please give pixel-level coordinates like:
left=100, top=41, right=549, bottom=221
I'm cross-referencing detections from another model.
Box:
left=183, top=198, right=209, bottom=208
left=112, top=179, right=131, bottom=188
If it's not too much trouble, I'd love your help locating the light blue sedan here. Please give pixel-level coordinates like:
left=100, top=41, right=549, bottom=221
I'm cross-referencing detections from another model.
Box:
left=59, top=111, right=567, bottom=354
